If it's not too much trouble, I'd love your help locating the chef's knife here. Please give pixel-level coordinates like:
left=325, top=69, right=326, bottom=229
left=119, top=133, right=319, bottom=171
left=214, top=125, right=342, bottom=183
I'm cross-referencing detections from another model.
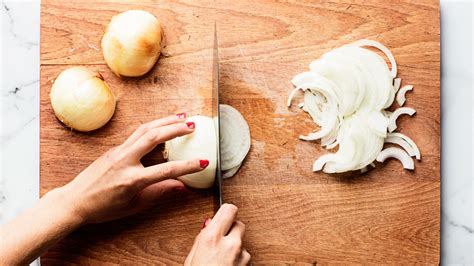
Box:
left=212, top=23, right=223, bottom=210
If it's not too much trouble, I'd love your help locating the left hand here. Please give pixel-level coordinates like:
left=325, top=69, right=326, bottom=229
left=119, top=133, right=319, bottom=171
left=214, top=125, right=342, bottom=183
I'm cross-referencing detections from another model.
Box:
left=51, top=114, right=208, bottom=224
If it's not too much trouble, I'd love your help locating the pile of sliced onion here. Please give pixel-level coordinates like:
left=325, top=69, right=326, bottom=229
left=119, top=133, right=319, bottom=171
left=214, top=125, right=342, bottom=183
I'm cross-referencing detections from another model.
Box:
left=219, top=104, right=251, bottom=178
left=288, top=39, right=420, bottom=173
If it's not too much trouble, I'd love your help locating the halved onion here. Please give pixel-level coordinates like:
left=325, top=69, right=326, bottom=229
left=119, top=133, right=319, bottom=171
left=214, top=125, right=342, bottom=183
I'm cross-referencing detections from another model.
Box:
left=388, top=107, right=416, bottom=132
left=219, top=104, right=251, bottom=172
left=396, top=85, right=413, bottom=106
left=376, top=147, right=414, bottom=170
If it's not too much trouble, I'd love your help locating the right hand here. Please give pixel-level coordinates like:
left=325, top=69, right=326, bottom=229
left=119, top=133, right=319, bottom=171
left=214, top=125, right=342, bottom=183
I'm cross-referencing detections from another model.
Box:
left=185, top=204, right=251, bottom=266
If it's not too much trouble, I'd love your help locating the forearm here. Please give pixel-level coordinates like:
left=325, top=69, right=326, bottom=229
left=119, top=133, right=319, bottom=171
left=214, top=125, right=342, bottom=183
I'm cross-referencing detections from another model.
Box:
left=0, top=187, right=83, bottom=265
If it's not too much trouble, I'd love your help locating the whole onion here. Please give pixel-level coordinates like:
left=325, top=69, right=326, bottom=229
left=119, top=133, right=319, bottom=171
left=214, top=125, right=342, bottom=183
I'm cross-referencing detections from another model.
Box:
left=50, top=66, right=116, bottom=132
left=101, top=10, right=164, bottom=77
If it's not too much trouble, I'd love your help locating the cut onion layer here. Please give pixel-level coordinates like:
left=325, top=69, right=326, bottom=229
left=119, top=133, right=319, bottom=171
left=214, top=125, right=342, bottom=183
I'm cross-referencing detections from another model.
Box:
left=388, top=107, right=416, bottom=132
left=219, top=104, right=251, bottom=172
left=396, top=85, right=413, bottom=106
left=387, top=132, right=421, bottom=160
left=288, top=39, right=420, bottom=174
left=222, top=163, right=241, bottom=179
left=376, top=147, right=414, bottom=170
left=393, top=78, right=401, bottom=93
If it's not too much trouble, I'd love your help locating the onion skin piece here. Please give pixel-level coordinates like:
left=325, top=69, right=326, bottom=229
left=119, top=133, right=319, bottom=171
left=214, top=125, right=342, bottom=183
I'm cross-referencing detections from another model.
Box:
left=50, top=66, right=116, bottom=132
left=388, top=107, right=416, bottom=132
left=376, top=147, right=414, bottom=170
left=102, top=10, right=164, bottom=77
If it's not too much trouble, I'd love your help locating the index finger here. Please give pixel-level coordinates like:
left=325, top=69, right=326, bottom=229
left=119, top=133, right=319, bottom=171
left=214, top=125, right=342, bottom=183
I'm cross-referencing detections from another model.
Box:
left=206, top=204, right=238, bottom=236
left=122, top=113, right=187, bottom=148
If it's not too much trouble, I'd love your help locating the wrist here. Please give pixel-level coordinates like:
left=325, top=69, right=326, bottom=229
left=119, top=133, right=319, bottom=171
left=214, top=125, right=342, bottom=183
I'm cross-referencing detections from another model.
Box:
left=42, top=186, right=86, bottom=229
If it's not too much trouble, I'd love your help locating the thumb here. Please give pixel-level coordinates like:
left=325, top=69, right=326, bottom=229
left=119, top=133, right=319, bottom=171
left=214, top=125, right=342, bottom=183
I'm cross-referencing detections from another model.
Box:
left=132, top=179, right=186, bottom=211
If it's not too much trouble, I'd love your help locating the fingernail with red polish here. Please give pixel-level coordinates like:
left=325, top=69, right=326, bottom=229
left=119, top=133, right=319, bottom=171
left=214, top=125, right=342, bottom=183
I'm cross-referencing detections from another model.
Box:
left=201, top=217, right=211, bottom=229
left=199, top=159, right=209, bottom=168
left=186, top=122, right=195, bottom=129
left=176, top=113, right=186, bottom=119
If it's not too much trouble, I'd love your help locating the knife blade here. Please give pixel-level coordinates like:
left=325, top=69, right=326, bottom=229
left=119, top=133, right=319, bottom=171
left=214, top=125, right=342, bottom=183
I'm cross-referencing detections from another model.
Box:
left=212, top=22, right=223, bottom=210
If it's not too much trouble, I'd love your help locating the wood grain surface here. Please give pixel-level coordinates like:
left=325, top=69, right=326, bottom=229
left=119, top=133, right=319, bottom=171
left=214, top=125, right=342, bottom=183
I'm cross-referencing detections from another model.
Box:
left=40, top=0, right=440, bottom=264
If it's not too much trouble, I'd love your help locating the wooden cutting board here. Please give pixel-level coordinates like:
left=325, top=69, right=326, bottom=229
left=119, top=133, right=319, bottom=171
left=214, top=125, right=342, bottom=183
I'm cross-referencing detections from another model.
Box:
left=40, top=1, right=440, bottom=264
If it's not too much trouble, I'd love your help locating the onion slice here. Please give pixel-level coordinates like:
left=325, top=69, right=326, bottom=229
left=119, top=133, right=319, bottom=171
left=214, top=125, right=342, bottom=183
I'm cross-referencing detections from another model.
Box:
left=388, top=107, right=416, bottom=132
left=396, top=85, right=413, bottom=106
left=384, top=135, right=415, bottom=157
left=376, top=147, right=414, bottom=170
left=219, top=104, right=251, bottom=171
left=222, top=163, right=241, bottom=179
left=349, top=39, right=397, bottom=78
left=393, top=78, right=402, bottom=93
left=387, top=132, right=421, bottom=160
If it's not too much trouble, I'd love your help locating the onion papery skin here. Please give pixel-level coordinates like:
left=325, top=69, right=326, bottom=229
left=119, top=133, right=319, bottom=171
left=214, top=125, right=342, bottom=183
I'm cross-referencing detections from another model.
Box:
left=50, top=66, right=116, bottom=132
left=102, top=10, right=164, bottom=77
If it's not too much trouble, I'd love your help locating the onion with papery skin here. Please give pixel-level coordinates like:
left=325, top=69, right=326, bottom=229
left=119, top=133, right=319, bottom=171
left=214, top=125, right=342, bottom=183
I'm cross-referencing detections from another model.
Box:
left=102, top=10, right=164, bottom=77
left=164, top=115, right=217, bottom=189
left=50, top=66, right=116, bottom=132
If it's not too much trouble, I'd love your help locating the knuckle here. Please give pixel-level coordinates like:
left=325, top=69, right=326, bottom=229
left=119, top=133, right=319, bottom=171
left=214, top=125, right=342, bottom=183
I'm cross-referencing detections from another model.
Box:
left=117, top=178, right=137, bottom=192
left=187, top=159, right=198, bottom=170
left=223, top=204, right=238, bottom=215
left=137, top=123, right=150, bottom=134
left=160, top=165, right=175, bottom=178
left=236, top=220, right=246, bottom=231
left=202, top=231, right=218, bottom=246
left=226, top=237, right=242, bottom=253
left=145, top=130, right=159, bottom=143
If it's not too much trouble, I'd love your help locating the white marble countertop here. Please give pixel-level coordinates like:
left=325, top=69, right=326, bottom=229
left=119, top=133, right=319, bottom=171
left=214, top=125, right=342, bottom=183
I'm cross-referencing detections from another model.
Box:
left=1, top=1, right=472, bottom=265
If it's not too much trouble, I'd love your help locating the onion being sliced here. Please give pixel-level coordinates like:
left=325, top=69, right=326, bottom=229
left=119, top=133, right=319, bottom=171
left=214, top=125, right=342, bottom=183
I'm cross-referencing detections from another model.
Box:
left=388, top=107, right=416, bottom=132
left=396, top=85, right=413, bottom=106
left=376, top=147, right=414, bottom=170
left=164, top=116, right=217, bottom=188
left=219, top=104, right=251, bottom=171
left=387, top=132, right=421, bottom=160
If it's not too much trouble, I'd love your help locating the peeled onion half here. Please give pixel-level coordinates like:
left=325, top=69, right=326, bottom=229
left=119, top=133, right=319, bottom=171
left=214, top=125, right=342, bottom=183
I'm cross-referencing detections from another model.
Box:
left=164, top=115, right=217, bottom=189
left=50, top=66, right=116, bottom=132
left=101, top=10, right=164, bottom=77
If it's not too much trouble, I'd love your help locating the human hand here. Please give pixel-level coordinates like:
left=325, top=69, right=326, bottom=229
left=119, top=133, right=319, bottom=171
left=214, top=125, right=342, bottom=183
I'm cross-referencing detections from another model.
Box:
left=50, top=113, right=209, bottom=224
left=185, top=204, right=251, bottom=266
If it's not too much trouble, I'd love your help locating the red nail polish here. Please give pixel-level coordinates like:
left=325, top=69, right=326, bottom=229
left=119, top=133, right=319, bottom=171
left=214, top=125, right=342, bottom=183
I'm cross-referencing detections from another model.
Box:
left=199, top=159, right=209, bottom=168
left=176, top=113, right=186, bottom=119
left=201, top=217, right=211, bottom=229
left=186, top=122, right=195, bottom=129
